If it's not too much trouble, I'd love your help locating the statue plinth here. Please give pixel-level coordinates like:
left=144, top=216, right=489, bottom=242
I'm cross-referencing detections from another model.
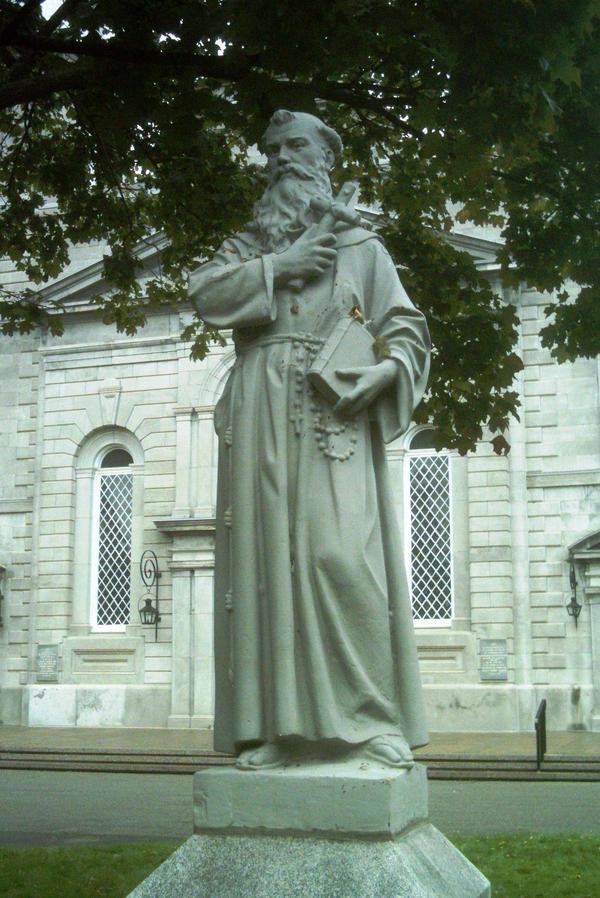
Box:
left=127, top=763, right=490, bottom=897
left=193, top=761, right=428, bottom=837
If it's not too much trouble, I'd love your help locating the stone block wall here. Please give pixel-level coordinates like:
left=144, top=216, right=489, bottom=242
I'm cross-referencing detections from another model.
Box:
left=0, top=298, right=222, bottom=725
left=37, top=314, right=184, bottom=690
left=520, top=285, right=597, bottom=726
left=426, top=280, right=600, bottom=731
left=2, top=251, right=600, bottom=731
left=0, top=330, right=40, bottom=706
left=467, top=446, right=513, bottom=649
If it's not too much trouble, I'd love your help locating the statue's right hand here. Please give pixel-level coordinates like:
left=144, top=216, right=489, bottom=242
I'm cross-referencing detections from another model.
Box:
left=272, top=227, right=337, bottom=286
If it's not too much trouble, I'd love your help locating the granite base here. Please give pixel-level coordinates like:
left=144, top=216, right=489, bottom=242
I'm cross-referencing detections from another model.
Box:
left=127, top=825, right=490, bottom=897
left=127, top=762, right=490, bottom=897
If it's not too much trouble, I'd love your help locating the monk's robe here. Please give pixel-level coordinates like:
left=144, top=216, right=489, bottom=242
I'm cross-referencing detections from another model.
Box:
left=189, top=224, right=431, bottom=754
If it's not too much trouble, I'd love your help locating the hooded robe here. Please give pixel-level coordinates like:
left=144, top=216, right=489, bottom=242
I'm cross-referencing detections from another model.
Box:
left=189, top=224, right=431, bottom=754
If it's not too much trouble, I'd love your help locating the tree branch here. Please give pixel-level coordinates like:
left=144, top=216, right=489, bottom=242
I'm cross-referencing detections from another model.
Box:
left=0, top=31, right=419, bottom=136
left=0, top=61, right=94, bottom=108
left=66, top=89, right=145, bottom=246
left=5, top=34, right=416, bottom=118
left=311, top=81, right=419, bottom=135
left=6, top=101, right=32, bottom=195
left=491, top=166, right=595, bottom=227
left=4, top=32, right=256, bottom=76
left=0, top=0, right=43, bottom=43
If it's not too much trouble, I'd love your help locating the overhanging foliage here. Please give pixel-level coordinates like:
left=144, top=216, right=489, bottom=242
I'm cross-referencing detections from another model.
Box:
left=1, top=0, right=599, bottom=451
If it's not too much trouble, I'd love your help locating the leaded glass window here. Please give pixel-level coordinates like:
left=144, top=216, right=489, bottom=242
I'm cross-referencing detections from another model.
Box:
left=407, top=431, right=453, bottom=624
left=91, top=450, right=133, bottom=628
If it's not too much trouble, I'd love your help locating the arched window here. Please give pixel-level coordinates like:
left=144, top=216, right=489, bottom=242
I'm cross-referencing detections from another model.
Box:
left=91, top=447, right=134, bottom=629
left=71, top=428, right=144, bottom=638
left=406, top=428, right=453, bottom=626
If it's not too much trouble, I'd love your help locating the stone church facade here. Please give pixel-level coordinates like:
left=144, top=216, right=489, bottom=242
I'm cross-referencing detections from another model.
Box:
left=1, top=228, right=599, bottom=735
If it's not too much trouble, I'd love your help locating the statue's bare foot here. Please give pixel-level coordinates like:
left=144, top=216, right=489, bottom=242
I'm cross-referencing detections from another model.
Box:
left=236, top=742, right=287, bottom=770
left=361, top=735, right=414, bottom=768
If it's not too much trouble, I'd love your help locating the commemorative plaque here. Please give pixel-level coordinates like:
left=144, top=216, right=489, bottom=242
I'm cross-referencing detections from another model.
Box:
left=479, top=638, right=508, bottom=682
left=36, top=644, right=59, bottom=683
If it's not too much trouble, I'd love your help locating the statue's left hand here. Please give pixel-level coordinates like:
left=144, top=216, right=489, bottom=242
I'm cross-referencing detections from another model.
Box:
left=334, top=360, right=397, bottom=417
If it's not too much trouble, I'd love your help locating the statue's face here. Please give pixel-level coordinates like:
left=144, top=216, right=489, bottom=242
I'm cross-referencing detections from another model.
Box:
left=263, top=121, right=334, bottom=182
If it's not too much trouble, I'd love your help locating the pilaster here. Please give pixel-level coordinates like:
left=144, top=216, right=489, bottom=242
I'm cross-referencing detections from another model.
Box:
left=69, top=468, right=93, bottom=636
left=570, top=541, right=600, bottom=731
left=172, top=407, right=195, bottom=518
left=154, top=517, right=216, bottom=729
left=194, top=405, right=217, bottom=518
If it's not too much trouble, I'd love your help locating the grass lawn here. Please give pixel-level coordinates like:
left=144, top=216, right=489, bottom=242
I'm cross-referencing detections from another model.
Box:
left=0, top=834, right=598, bottom=897
left=0, top=842, right=178, bottom=898
left=454, top=834, right=600, bottom=898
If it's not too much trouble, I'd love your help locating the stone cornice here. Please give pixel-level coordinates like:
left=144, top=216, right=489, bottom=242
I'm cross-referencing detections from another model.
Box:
left=528, top=470, right=600, bottom=489
left=40, top=333, right=178, bottom=358
left=0, top=498, right=33, bottom=514
left=569, top=528, right=600, bottom=556
left=37, top=233, right=169, bottom=307
left=154, top=517, right=216, bottom=535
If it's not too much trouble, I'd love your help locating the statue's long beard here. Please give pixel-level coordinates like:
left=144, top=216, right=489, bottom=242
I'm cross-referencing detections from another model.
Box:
left=253, top=162, right=333, bottom=252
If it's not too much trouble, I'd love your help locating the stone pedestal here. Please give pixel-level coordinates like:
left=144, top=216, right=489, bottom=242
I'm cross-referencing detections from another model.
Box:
left=127, top=761, right=490, bottom=897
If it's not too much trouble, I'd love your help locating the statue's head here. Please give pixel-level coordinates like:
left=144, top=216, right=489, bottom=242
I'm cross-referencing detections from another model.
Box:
left=261, top=110, right=343, bottom=181
left=254, top=110, right=342, bottom=251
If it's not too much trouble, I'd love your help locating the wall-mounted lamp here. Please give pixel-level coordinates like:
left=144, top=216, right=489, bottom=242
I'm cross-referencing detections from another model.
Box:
left=138, top=550, right=161, bottom=640
left=566, top=560, right=582, bottom=627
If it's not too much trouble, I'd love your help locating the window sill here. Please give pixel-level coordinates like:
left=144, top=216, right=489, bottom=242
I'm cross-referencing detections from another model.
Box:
left=414, top=619, right=452, bottom=629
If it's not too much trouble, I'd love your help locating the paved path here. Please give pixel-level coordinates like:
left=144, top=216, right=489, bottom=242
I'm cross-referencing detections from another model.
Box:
left=4, top=727, right=600, bottom=781
left=1, top=770, right=599, bottom=847
left=2, top=726, right=600, bottom=759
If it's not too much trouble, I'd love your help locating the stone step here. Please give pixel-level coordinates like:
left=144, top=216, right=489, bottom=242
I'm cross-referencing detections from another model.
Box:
left=420, top=752, right=600, bottom=764
left=427, top=767, right=600, bottom=782
left=0, top=749, right=232, bottom=763
left=0, top=758, right=205, bottom=775
left=1, top=750, right=599, bottom=780
left=0, top=746, right=228, bottom=759
left=426, top=758, right=600, bottom=771
left=0, top=750, right=233, bottom=773
left=425, top=757, right=600, bottom=780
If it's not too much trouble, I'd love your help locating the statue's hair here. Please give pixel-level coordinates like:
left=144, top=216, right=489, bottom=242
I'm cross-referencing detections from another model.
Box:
left=262, top=110, right=343, bottom=160
left=269, top=110, right=295, bottom=127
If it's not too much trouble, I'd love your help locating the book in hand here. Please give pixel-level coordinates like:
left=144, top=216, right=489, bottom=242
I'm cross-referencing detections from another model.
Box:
left=307, top=314, right=377, bottom=405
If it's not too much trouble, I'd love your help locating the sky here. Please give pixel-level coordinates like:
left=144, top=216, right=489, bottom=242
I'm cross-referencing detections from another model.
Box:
left=41, top=0, right=62, bottom=19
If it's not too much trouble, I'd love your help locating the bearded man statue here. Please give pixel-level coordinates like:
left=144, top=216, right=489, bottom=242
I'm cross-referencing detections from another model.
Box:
left=189, top=110, right=431, bottom=771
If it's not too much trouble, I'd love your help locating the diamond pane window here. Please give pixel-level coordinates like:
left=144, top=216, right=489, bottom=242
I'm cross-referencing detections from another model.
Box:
left=408, top=450, right=453, bottom=623
left=92, top=459, right=133, bottom=628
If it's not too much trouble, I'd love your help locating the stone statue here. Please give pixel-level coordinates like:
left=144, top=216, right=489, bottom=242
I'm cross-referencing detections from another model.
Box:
left=131, top=112, right=489, bottom=898
left=189, top=110, right=431, bottom=771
